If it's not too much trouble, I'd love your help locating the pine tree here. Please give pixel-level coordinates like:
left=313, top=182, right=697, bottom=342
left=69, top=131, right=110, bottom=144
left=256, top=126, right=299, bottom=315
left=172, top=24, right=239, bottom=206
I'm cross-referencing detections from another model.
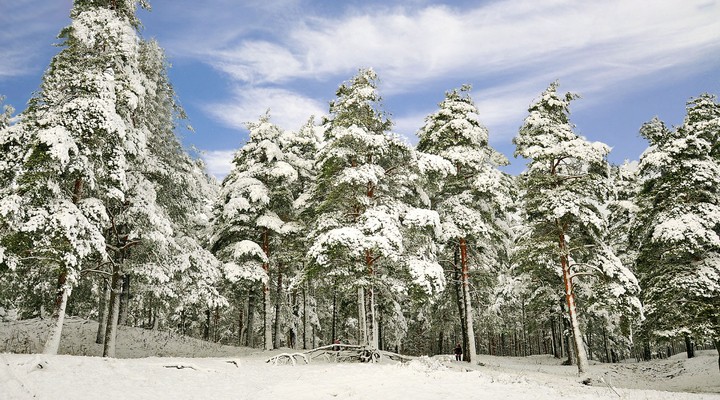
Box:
left=416, top=85, right=511, bottom=363
left=513, top=82, right=639, bottom=374
left=211, top=113, right=301, bottom=350
left=633, top=94, right=720, bottom=368
left=0, top=0, right=223, bottom=356
left=0, top=0, right=155, bottom=355
left=0, top=96, right=12, bottom=129
left=308, top=68, right=445, bottom=349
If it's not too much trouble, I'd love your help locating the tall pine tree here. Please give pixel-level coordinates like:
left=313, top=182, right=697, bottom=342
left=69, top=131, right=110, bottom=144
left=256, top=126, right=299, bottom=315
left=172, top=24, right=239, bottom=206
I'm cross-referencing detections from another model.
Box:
left=416, top=85, right=512, bottom=363
left=513, top=82, right=638, bottom=374
left=633, top=94, right=720, bottom=368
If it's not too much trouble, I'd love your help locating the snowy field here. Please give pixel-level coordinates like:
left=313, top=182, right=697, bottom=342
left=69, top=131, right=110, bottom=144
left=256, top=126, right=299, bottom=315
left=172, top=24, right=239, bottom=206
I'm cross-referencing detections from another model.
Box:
left=1, top=318, right=719, bottom=400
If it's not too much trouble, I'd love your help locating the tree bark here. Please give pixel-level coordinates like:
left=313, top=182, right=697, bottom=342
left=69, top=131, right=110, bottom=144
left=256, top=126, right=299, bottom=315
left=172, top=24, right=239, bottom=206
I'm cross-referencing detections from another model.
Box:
left=559, top=231, right=589, bottom=374
left=96, top=279, right=110, bottom=344
left=246, top=290, right=256, bottom=348
left=103, top=270, right=123, bottom=357
left=453, top=245, right=467, bottom=359
left=358, top=287, right=367, bottom=345
left=118, top=274, right=130, bottom=326
left=331, top=287, right=337, bottom=346
left=685, top=334, right=695, bottom=359
left=44, top=178, right=85, bottom=355
left=273, top=264, right=283, bottom=349
left=203, top=309, right=211, bottom=341
left=262, top=229, right=272, bottom=350
left=460, top=238, right=476, bottom=363
left=43, top=283, right=71, bottom=355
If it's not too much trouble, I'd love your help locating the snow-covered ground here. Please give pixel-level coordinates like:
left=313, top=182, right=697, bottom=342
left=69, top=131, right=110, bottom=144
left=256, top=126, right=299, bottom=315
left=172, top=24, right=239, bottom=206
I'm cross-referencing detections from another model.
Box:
left=1, top=318, right=718, bottom=399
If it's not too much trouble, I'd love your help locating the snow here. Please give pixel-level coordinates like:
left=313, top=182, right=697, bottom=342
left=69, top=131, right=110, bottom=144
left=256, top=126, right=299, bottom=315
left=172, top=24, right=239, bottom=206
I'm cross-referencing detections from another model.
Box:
left=0, top=318, right=718, bottom=399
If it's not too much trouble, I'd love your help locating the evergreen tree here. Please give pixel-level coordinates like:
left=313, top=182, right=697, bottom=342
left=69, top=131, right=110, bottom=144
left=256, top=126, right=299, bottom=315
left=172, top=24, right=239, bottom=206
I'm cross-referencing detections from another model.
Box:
left=416, top=85, right=512, bottom=363
left=0, top=0, right=155, bottom=355
left=308, top=68, right=445, bottom=349
left=0, top=96, right=12, bottom=129
left=633, top=94, right=720, bottom=368
left=0, top=0, right=223, bottom=356
left=513, top=82, right=639, bottom=374
left=211, top=113, right=301, bottom=350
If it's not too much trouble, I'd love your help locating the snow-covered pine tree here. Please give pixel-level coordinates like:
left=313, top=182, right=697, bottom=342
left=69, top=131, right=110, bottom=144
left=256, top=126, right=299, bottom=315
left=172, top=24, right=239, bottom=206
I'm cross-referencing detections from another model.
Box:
left=282, top=118, right=323, bottom=348
left=513, top=82, right=639, bottom=374
left=0, top=0, right=222, bottom=356
left=0, top=96, right=12, bottom=129
left=308, top=68, right=445, bottom=350
left=118, top=39, right=225, bottom=344
left=416, top=85, right=512, bottom=363
left=633, top=94, right=720, bottom=368
left=211, top=113, right=301, bottom=350
left=0, top=0, right=159, bottom=355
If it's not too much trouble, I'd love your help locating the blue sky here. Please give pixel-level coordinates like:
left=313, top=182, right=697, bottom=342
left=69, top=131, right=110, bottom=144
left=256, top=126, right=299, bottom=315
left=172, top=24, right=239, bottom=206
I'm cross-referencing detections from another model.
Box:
left=1, top=0, right=718, bottom=178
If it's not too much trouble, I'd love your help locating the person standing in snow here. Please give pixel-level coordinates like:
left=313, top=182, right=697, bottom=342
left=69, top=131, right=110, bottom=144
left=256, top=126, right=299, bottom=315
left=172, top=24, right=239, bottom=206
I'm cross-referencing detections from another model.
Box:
left=454, top=343, right=463, bottom=361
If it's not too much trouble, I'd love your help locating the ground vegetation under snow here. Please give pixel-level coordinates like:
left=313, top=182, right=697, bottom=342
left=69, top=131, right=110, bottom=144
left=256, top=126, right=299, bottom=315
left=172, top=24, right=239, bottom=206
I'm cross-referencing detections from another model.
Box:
left=1, top=318, right=718, bottom=399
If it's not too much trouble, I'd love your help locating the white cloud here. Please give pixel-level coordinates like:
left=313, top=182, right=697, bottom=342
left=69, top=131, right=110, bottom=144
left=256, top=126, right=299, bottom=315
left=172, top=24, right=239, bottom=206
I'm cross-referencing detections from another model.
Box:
left=199, top=0, right=719, bottom=93
left=200, top=149, right=235, bottom=180
left=0, top=1, right=71, bottom=79
left=204, top=86, right=326, bottom=132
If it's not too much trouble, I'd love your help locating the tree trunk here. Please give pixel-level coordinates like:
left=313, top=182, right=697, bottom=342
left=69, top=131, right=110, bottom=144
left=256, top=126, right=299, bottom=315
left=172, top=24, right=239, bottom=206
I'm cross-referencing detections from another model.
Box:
left=203, top=309, right=211, bottom=341
left=302, top=284, right=308, bottom=350
left=603, top=325, right=610, bottom=364
left=365, top=249, right=378, bottom=349
left=331, top=287, right=337, bottom=345
left=96, top=279, right=110, bottom=344
left=438, top=330, right=444, bottom=355
left=103, top=270, right=123, bottom=358
left=713, top=339, right=719, bottom=372
left=238, top=308, right=244, bottom=346
left=685, top=334, right=695, bottom=359
left=273, top=264, right=283, bottom=349
left=453, top=245, right=467, bottom=359
left=247, top=289, right=256, bottom=348
left=559, top=232, right=589, bottom=374
left=117, top=274, right=130, bottom=326
left=358, top=287, right=367, bottom=345
left=262, top=229, right=272, bottom=351
left=43, top=283, right=71, bottom=355
left=460, top=238, right=476, bottom=363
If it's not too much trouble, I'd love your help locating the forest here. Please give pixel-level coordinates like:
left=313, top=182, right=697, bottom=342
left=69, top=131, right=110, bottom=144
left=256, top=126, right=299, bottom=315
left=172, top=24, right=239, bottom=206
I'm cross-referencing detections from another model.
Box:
left=0, top=0, right=718, bottom=376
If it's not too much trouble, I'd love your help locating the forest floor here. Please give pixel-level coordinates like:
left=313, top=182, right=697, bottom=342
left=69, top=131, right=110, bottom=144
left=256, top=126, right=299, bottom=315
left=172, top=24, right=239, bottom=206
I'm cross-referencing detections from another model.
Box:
left=0, top=317, right=718, bottom=399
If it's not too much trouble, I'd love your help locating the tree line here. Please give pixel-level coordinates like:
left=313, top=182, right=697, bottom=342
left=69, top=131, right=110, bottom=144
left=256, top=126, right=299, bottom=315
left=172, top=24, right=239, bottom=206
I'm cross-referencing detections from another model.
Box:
left=0, top=0, right=718, bottom=374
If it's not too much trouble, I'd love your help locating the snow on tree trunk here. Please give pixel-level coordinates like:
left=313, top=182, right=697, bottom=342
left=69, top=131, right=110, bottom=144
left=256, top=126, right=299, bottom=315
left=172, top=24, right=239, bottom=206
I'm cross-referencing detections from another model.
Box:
left=96, top=280, right=110, bottom=344
left=559, top=231, right=589, bottom=374
left=453, top=248, right=467, bottom=359
left=370, top=285, right=379, bottom=349
left=460, top=238, right=476, bottom=363
left=366, top=249, right=379, bottom=349
left=273, top=264, right=282, bottom=349
left=262, top=229, right=273, bottom=351
left=103, top=270, right=123, bottom=358
left=358, top=287, right=368, bottom=345
left=43, top=283, right=71, bottom=355
left=263, top=287, right=272, bottom=350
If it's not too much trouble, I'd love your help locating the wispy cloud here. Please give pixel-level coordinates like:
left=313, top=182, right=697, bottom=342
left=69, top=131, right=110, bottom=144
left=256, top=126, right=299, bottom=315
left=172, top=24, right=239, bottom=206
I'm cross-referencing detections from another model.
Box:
left=0, top=1, right=71, bottom=79
left=200, top=149, right=235, bottom=180
left=199, top=0, right=720, bottom=91
left=204, top=87, right=326, bottom=132
left=187, top=0, right=718, bottom=161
